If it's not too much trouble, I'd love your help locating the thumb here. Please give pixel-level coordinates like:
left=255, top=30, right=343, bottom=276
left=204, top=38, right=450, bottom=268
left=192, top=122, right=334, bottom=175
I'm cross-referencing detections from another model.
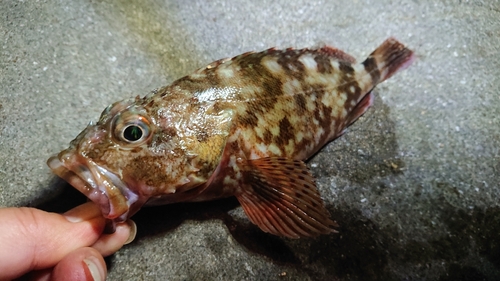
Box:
left=52, top=247, right=107, bottom=281
left=0, top=202, right=105, bottom=280
left=28, top=247, right=107, bottom=281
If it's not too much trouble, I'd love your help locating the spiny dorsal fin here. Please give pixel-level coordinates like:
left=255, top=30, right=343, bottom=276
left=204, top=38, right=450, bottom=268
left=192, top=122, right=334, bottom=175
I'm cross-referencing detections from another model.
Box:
left=236, top=157, right=338, bottom=238
left=316, top=45, right=356, bottom=64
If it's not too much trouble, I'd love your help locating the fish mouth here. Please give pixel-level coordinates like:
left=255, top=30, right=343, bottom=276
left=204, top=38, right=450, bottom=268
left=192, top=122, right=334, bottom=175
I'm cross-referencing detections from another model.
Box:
left=47, top=151, right=139, bottom=221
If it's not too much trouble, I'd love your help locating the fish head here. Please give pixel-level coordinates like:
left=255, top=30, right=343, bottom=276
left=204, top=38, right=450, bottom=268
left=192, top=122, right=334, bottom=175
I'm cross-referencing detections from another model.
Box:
left=48, top=95, right=230, bottom=222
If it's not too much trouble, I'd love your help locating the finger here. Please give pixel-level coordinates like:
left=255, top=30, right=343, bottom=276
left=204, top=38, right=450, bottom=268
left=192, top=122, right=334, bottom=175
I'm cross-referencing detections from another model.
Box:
left=92, top=220, right=137, bottom=257
left=27, top=220, right=135, bottom=281
left=50, top=247, right=106, bottom=281
left=62, top=201, right=103, bottom=223
left=0, top=202, right=106, bottom=280
left=27, top=247, right=106, bottom=281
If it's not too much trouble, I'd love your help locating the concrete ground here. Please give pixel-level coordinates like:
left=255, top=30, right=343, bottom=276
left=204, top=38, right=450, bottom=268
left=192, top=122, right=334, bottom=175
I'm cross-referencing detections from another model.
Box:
left=1, top=0, right=499, bottom=280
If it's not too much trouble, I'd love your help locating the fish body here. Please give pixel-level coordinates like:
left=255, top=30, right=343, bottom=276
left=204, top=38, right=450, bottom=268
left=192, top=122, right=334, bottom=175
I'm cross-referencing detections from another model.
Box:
left=48, top=38, right=414, bottom=238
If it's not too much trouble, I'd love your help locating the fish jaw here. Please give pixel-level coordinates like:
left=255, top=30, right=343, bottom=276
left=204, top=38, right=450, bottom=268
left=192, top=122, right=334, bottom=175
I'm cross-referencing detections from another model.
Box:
left=47, top=150, right=140, bottom=222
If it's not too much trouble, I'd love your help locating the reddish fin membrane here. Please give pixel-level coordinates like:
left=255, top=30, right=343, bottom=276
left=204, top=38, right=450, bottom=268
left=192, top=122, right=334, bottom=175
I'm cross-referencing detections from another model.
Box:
left=238, top=193, right=280, bottom=235
left=239, top=191, right=304, bottom=237
left=363, top=37, right=415, bottom=83
left=316, top=46, right=356, bottom=64
left=236, top=157, right=337, bottom=238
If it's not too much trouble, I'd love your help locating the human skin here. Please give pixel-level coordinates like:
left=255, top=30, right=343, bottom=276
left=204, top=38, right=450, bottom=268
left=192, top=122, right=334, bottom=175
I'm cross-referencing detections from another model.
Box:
left=0, top=202, right=135, bottom=281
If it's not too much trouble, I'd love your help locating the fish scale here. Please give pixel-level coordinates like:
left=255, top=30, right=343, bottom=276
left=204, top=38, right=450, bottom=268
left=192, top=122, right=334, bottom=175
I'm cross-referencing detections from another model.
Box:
left=48, top=37, right=414, bottom=238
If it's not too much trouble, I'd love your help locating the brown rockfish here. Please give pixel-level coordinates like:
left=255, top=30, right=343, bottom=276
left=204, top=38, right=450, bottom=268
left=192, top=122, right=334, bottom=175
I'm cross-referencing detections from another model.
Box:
left=48, top=38, right=414, bottom=238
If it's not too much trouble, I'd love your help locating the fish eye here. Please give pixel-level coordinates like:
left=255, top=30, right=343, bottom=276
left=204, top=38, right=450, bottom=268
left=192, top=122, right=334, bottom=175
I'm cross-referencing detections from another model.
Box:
left=113, top=114, right=152, bottom=145
left=123, top=125, right=144, bottom=142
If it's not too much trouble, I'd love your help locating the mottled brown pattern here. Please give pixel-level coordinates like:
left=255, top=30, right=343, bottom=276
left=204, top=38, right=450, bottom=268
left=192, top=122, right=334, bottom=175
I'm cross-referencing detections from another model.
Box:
left=145, top=98, right=156, bottom=108
left=236, top=52, right=267, bottom=74
left=362, top=57, right=381, bottom=84
left=313, top=105, right=322, bottom=124
left=262, top=80, right=283, bottom=98
left=212, top=101, right=222, bottom=113
left=255, top=95, right=278, bottom=111
left=294, top=94, right=307, bottom=114
left=321, top=105, right=334, bottom=129
left=163, top=127, right=177, bottom=137
left=309, top=84, right=328, bottom=100
left=317, top=46, right=356, bottom=64
left=275, top=117, right=294, bottom=148
left=174, top=76, right=218, bottom=98
left=238, top=109, right=259, bottom=127
left=196, top=130, right=209, bottom=142
left=315, top=56, right=333, bottom=74
left=277, top=49, right=306, bottom=79
left=263, top=130, right=273, bottom=144
left=337, top=80, right=362, bottom=102
left=125, top=155, right=179, bottom=187
left=48, top=38, right=414, bottom=238
left=160, top=90, right=169, bottom=98
left=230, top=140, right=240, bottom=152
left=339, top=61, right=355, bottom=75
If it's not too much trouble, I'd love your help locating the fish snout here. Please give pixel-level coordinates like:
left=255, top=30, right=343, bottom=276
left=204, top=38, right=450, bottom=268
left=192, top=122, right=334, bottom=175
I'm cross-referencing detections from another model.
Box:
left=47, top=151, right=139, bottom=222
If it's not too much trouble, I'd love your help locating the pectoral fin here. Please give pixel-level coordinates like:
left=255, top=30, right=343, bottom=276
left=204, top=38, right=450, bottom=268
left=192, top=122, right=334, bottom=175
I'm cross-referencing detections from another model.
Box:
left=235, top=157, right=338, bottom=238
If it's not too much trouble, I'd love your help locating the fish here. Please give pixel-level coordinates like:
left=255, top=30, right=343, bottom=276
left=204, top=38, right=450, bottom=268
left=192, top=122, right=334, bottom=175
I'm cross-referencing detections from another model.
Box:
left=48, top=37, right=414, bottom=238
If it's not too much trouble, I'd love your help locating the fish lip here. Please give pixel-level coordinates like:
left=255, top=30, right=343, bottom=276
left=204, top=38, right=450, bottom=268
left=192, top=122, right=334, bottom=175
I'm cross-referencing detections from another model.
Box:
left=47, top=152, right=138, bottom=221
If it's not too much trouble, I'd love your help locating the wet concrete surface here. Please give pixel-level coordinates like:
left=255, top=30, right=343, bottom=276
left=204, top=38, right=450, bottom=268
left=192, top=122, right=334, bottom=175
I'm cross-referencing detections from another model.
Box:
left=1, top=0, right=499, bottom=280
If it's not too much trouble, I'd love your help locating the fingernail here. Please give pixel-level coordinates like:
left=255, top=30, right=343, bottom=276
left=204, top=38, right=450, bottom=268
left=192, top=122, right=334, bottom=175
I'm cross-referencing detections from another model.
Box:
left=124, top=220, right=137, bottom=245
left=64, top=202, right=102, bottom=223
left=83, top=256, right=103, bottom=281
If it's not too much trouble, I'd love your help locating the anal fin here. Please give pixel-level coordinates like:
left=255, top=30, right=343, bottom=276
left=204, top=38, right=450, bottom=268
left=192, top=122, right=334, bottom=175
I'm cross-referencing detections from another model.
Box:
left=236, top=157, right=338, bottom=238
left=345, top=91, right=374, bottom=127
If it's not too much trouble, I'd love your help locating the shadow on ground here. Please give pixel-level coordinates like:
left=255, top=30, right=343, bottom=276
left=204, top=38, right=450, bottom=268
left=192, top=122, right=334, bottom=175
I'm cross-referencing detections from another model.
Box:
left=33, top=177, right=500, bottom=280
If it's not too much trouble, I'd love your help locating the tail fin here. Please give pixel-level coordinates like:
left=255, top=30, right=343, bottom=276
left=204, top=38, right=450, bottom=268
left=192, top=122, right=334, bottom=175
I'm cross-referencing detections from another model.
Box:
left=362, top=37, right=414, bottom=84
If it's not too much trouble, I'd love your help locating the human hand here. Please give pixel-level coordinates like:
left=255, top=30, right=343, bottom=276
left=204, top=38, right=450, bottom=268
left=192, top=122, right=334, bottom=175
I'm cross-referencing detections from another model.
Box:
left=0, top=202, right=136, bottom=281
